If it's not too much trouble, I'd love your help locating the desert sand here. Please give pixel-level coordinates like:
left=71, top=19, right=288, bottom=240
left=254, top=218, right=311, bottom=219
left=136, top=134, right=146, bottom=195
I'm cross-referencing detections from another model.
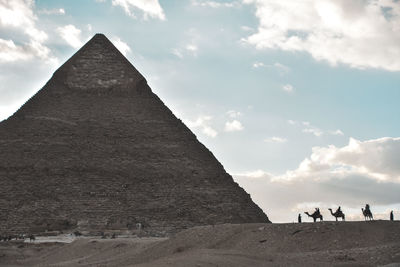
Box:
left=1, top=221, right=400, bottom=266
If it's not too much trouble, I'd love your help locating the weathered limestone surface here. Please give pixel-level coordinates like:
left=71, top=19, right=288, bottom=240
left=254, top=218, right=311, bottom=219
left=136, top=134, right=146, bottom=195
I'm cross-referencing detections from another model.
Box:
left=0, top=34, right=269, bottom=234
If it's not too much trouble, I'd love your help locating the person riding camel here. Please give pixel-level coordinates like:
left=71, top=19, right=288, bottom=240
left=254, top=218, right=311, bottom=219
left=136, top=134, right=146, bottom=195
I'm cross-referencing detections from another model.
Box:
left=336, top=206, right=342, bottom=213
left=315, top=208, right=321, bottom=216
left=362, top=204, right=373, bottom=220
left=365, top=204, right=370, bottom=212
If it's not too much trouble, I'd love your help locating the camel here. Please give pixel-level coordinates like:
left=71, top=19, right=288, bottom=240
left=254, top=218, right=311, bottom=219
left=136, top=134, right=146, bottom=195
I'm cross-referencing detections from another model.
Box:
left=362, top=208, right=373, bottom=221
left=304, top=211, right=323, bottom=222
left=328, top=208, right=345, bottom=221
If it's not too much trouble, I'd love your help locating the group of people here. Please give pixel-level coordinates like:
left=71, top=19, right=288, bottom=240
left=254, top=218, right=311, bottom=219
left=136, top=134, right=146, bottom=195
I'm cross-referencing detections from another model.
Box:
left=298, top=204, right=396, bottom=223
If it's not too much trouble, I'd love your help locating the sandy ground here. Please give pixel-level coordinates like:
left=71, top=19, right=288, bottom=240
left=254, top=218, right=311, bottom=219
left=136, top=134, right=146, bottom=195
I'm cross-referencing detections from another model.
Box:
left=1, top=221, right=400, bottom=266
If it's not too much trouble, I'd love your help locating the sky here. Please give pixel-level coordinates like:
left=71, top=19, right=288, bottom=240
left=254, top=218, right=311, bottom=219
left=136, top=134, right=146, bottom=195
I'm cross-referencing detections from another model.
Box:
left=0, top=0, right=400, bottom=223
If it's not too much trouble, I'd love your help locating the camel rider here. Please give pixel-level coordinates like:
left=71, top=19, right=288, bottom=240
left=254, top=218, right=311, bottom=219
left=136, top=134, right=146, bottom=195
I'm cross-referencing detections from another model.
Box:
left=315, top=208, right=320, bottom=216
left=365, top=204, right=370, bottom=212
left=336, top=206, right=342, bottom=213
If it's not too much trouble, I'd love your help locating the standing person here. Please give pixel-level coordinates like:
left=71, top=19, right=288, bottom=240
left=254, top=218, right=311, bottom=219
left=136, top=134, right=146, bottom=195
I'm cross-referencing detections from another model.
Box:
left=298, top=213, right=302, bottom=223
left=390, top=211, right=394, bottom=221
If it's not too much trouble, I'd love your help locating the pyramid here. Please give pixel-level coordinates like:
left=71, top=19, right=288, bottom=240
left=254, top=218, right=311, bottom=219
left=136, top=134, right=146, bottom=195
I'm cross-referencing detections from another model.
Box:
left=0, top=34, right=269, bottom=234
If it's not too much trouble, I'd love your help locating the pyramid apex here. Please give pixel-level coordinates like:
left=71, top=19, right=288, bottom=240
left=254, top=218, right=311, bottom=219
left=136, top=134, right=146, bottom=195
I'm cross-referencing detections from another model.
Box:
left=90, top=33, right=110, bottom=42
left=52, top=33, right=146, bottom=93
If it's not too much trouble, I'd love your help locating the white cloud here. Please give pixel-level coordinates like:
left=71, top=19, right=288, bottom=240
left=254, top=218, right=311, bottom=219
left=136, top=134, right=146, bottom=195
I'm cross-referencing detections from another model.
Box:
left=235, top=170, right=400, bottom=222
left=185, top=44, right=198, bottom=52
left=224, top=120, right=244, bottom=132
left=282, top=84, right=294, bottom=93
left=172, top=28, right=202, bottom=59
left=274, top=62, right=290, bottom=75
left=110, top=37, right=131, bottom=56
left=288, top=120, right=344, bottom=137
left=264, top=136, right=287, bottom=143
left=202, top=125, right=218, bottom=138
left=252, top=61, right=265, bottom=68
left=57, top=25, right=83, bottom=49
left=330, top=129, right=344, bottom=136
left=275, top=137, right=400, bottom=183
left=38, top=8, right=65, bottom=15
left=172, top=43, right=199, bottom=58
left=192, top=0, right=239, bottom=8
left=302, top=127, right=323, bottom=137
left=0, top=39, right=24, bottom=61
left=112, top=0, right=165, bottom=20
left=235, top=170, right=272, bottom=179
left=253, top=62, right=290, bottom=75
left=0, top=0, right=46, bottom=42
left=172, top=48, right=183, bottom=59
left=0, top=38, right=33, bottom=61
left=241, top=25, right=253, bottom=32
left=226, top=110, right=242, bottom=118
left=234, top=137, right=400, bottom=222
left=0, top=0, right=53, bottom=62
left=185, top=115, right=218, bottom=138
left=243, top=0, right=400, bottom=71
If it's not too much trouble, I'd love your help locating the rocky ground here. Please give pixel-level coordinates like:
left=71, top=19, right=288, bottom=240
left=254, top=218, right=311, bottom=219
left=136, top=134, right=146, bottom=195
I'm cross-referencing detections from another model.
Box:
left=1, top=221, right=399, bottom=266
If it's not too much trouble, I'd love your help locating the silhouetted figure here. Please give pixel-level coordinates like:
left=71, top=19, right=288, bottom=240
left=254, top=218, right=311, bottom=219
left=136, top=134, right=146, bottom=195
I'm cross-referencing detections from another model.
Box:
left=29, top=234, right=35, bottom=242
left=305, top=209, right=323, bottom=222
left=390, top=211, right=394, bottom=221
left=315, top=208, right=320, bottom=216
left=328, top=207, right=345, bottom=221
left=73, top=231, right=82, bottom=237
left=362, top=204, right=373, bottom=221
left=298, top=213, right=302, bottom=223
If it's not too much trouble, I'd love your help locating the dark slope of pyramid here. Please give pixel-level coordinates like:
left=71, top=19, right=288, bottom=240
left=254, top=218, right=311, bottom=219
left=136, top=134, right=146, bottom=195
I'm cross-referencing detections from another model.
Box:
left=0, top=34, right=269, bottom=234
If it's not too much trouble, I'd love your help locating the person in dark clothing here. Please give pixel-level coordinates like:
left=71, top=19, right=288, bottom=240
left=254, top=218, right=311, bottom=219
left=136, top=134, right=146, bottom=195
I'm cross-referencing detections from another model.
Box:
left=298, top=213, right=302, bottom=223
left=315, top=208, right=320, bottom=216
left=365, top=204, right=370, bottom=212
left=390, top=211, right=394, bottom=221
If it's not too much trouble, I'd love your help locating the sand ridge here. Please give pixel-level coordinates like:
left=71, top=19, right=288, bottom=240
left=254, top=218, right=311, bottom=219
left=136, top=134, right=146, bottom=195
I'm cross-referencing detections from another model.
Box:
left=1, top=221, right=399, bottom=266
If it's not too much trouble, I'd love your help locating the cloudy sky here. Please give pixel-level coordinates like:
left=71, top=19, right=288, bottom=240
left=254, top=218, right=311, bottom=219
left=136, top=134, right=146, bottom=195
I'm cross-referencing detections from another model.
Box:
left=1, top=0, right=399, bottom=222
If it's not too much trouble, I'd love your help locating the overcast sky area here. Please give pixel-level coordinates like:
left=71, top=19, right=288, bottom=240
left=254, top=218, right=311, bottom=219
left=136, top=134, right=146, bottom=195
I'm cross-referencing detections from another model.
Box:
left=1, top=0, right=400, bottom=222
